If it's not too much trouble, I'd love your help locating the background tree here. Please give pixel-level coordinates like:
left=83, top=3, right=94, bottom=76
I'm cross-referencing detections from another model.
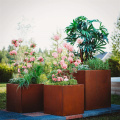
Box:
left=65, top=16, right=109, bottom=62
left=108, top=15, right=120, bottom=77
left=111, top=15, right=120, bottom=58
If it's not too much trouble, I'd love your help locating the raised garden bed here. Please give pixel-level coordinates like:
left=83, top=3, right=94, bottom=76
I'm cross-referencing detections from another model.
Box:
left=44, top=84, right=84, bottom=116
left=74, top=70, right=111, bottom=110
left=7, top=84, right=44, bottom=113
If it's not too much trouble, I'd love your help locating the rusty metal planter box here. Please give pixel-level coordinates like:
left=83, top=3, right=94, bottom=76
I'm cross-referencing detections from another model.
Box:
left=44, top=84, right=84, bottom=116
left=7, top=83, right=44, bottom=113
left=73, top=70, right=111, bottom=110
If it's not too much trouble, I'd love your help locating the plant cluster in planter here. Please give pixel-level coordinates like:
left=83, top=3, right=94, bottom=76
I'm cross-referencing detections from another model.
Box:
left=44, top=34, right=84, bottom=116
left=65, top=16, right=111, bottom=110
left=7, top=39, right=45, bottom=113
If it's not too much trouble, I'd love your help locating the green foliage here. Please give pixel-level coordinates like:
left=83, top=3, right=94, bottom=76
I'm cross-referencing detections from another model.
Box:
left=65, top=16, right=109, bottom=61
left=47, top=70, right=57, bottom=82
left=78, top=64, right=90, bottom=70
left=45, top=79, right=78, bottom=86
left=0, top=83, right=6, bottom=110
left=0, top=47, right=14, bottom=64
left=9, top=78, right=29, bottom=88
left=39, top=74, right=48, bottom=84
left=44, top=61, right=52, bottom=75
left=108, top=58, right=120, bottom=77
left=85, top=58, right=109, bottom=70
left=69, top=79, right=78, bottom=85
left=111, top=16, right=120, bottom=58
left=111, top=94, right=120, bottom=105
left=10, top=63, right=45, bottom=87
left=0, top=64, right=14, bottom=82
left=27, top=63, right=45, bottom=84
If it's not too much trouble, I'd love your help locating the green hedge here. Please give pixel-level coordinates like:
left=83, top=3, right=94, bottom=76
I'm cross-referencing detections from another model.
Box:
left=108, top=59, right=120, bottom=77
left=0, top=64, right=14, bottom=83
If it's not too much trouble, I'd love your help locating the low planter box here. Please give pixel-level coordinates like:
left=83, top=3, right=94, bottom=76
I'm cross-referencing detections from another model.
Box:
left=7, top=83, right=44, bottom=113
left=44, top=84, right=84, bottom=116
left=73, top=70, right=111, bottom=110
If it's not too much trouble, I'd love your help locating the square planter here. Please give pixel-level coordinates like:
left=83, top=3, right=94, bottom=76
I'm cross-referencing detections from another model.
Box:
left=73, top=70, right=111, bottom=110
left=7, top=83, right=44, bottom=113
left=44, top=84, right=84, bottom=116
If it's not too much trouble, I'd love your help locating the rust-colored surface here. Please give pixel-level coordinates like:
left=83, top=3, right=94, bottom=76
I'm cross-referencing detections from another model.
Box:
left=73, top=70, right=111, bottom=110
left=63, top=85, right=84, bottom=116
left=44, top=84, right=84, bottom=116
left=85, top=70, right=98, bottom=110
left=7, top=84, right=44, bottom=113
left=7, top=84, right=22, bottom=112
left=73, top=70, right=85, bottom=84
left=96, top=70, right=111, bottom=109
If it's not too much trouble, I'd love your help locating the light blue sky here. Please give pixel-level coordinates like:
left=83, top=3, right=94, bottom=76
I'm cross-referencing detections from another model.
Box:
left=0, top=0, right=120, bottom=52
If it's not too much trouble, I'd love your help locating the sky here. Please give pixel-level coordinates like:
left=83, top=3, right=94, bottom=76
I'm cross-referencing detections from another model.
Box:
left=0, top=0, right=120, bottom=52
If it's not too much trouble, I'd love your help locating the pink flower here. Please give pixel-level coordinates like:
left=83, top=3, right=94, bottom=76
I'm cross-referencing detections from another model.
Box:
left=57, top=69, right=62, bottom=74
left=24, top=69, right=28, bottom=73
left=18, top=68, right=20, bottom=73
left=74, top=62, right=78, bottom=66
left=37, top=57, right=44, bottom=62
left=9, top=50, right=17, bottom=55
left=62, top=63, right=67, bottom=69
left=24, top=58, right=28, bottom=62
left=30, top=51, right=35, bottom=55
left=53, top=34, right=60, bottom=40
left=61, top=56, right=67, bottom=60
left=27, top=64, right=32, bottom=68
left=52, top=74, right=57, bottom=81
left=57, top=77, right=63, bottom=81
left=30, top=57, right=35, bottom=62
left=14, top=63, right=18, bottom=67
left=68, top=45, right=74, bottom=52
left=52, top=74, right=55, bottom=78
left=60, top=77, right=63, bottom=81
left=68, top=57, right=73, bottom=63
left=63, top=43, right=68, bottom=48
left=60, top=60, right=65, bottom=65
left=18, top=39, right=23, bottom=43
left=64, top=76, right=69, bottom=81
left=53, top=62, right=57, bottom=66
left=77, top=38, right=84, bottom=44
left=57, top=48, right=62, bottom=53
left=24, top=52, right=29, bottom=55
left=22, top=66, right=27, bottom=69
left=12, top=40, right=17, bottom=44
left=69, top=52, right=74, bottom=57
left=76, top=59, right=81, bottom=64
left=63, top=76, right=68, bottom=79
left=57, top=77, right=61, bottom=81
left=30, top=43, right=36, bottom=48
left=14, top=43, right=19, bottom=47
left=52, top=52, right=58, bottom=58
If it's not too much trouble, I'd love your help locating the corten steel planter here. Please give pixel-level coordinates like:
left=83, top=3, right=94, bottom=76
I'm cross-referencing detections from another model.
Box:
left=44, top=84, right=84, bottom=116
left=73, top=70, right=111, bottom=110
left=7, top=84, right=44, bottom=113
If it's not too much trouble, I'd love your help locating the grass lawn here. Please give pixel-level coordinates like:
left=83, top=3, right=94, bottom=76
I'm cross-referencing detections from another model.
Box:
left=0, top=83, right=120, bottom=119
left=0, top=83, right=6, bottom=110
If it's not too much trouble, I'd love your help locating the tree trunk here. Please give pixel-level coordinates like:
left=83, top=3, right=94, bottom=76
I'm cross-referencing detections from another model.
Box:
left=80, top=49, right=83, bottom=63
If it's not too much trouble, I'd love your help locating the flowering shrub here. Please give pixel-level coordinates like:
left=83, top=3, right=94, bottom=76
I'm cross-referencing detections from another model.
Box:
left=47, top=35, right=81, bottom=85
left=9, top=39, right=45, bottom=87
